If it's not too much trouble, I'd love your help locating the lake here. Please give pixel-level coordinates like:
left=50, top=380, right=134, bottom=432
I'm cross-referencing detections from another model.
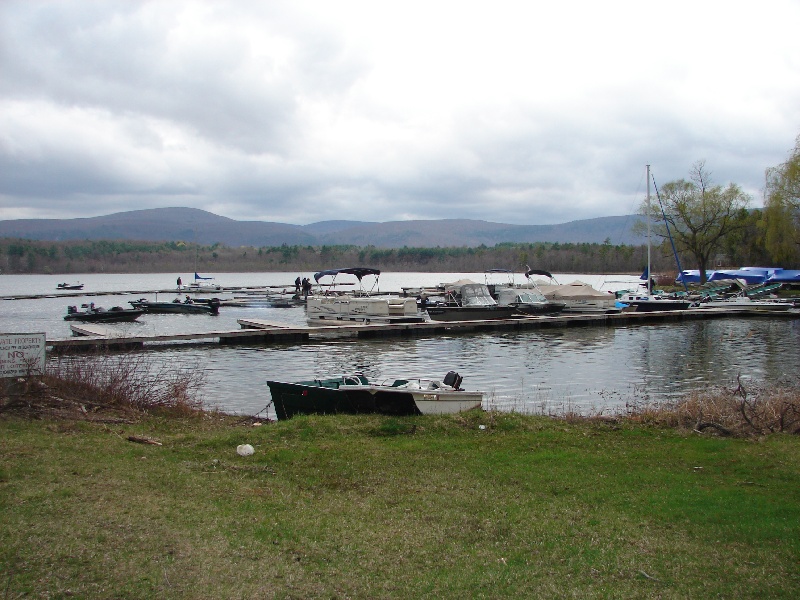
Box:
left=2, top=272, right=799, bottom=418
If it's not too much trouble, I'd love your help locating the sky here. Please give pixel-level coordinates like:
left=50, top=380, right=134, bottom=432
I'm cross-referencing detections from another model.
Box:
left=1, top=0, right=799, bottom=227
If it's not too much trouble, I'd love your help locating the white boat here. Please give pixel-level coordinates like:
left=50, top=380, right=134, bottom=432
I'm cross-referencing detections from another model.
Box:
left=184, top=272, right=223, bottom=293
left=618, top=165, right=691, bottom=313
left=693, top=296, right=793, bottom=313
left=524, top=270, right=621, bottom=314
left=306, top=267, right=426, bottom=325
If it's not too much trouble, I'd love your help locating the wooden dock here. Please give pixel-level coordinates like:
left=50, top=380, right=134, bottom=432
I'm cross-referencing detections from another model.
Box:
left=46, top=308, right=799, bottom=353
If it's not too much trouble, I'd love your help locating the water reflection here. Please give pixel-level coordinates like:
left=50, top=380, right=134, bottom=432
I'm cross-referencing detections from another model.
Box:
left=174, top=318, right=800, bottom=418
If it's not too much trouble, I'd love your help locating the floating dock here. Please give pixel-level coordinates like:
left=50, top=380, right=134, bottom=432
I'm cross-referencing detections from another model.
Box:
left=46, top=308, right=799, bottom=353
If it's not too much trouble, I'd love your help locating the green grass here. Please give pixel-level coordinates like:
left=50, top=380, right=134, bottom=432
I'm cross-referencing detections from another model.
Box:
left=2, top=412, right=799, bottom=598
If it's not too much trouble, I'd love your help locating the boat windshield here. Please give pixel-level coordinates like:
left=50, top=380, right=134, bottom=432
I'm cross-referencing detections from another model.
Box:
left=516, top=291, right=547, bottom=303
left=459, top=284, right=498, bottom=306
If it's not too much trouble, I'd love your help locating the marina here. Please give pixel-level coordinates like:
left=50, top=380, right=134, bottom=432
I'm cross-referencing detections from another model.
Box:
left=49, top=307, right=799, bottom=352
left=3, top=272, right=800, bottom=418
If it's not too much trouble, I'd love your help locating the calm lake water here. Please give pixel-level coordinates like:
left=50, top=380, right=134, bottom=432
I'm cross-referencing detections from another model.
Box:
left=3, top=272, right=799, bottom=418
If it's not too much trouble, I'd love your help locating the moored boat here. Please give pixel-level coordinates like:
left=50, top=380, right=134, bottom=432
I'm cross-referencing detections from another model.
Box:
left=130, top=297, right=221, bottom=315
left=266, top=371, right=483, bottom=420
left=425, top=281, right=518, bottom=321
left=524, top=270, right=621, bottom=314
left=485, top=269, right=565, bottom=316
left=64, top=303, right=144, bottom=323
left=306, top=267, right=426, bottom=325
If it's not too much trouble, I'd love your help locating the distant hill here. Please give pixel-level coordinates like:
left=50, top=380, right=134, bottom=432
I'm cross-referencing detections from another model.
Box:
left=0, top=207, right=645, bottom=247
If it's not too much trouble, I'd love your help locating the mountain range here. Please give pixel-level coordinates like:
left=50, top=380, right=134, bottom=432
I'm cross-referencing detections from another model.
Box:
left=0, top=207, right=646, bottom=247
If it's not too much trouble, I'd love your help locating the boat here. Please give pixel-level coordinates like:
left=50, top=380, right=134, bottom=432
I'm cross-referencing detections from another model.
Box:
left=484, top=269, right=565, bottom=316
left=523, top=270, right=621, bottom=314
left=185, top=272, right=223, bottom=293
left=619, top=165, right=691, bottom=313
left=64, top=303, right=144, bottom=323
left=56, top=282, right=84, bottom=290
left=425, top=280, right=519, bottom=321
left=129, top=297, right=221, bottom=315
left=306, top=267, right=426, bottom=325
left=692, top=290, right=793, bottom=313
left=266, top=371, right=484, bottom=420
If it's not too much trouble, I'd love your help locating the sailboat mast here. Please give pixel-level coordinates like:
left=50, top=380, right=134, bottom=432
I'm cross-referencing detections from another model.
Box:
left=646, top=164, right=651, bottom=295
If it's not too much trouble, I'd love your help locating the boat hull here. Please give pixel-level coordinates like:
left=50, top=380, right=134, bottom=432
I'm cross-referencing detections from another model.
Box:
left=627, top=300, right=692, bottom=312
left=426, top=305, right=518, bottom=321
left=64, top=308, right=144, bottom=323
left=130, top=300, right=220, bottom=315
left=267, top=379, right=483, bottom=420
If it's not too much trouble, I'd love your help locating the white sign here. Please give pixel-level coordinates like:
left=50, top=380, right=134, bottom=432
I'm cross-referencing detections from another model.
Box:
left=0, top=333, right=46, bottom=378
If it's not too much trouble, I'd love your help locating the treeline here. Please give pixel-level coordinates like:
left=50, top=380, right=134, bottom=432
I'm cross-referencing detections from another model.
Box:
left=0, top=238, right=692, bottom=275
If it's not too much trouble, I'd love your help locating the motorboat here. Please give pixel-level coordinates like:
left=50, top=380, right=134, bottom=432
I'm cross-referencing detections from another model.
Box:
left=485, top=269, right=565, bottom=316
left=693, top=295, right=793, bottom=313
left=615, top=290, right=692, bottom=312
left=266, top=371, right=483, bottom=420
left=306, top=267, right=426, bottom=325
left=129, top=297, right=221, bottom=315
left=425, top=281, right=518, bottom=321
left=64, top=303, right=144, bottom=323
left=57, top=282, right=84, bottom=290
left=524, top=269, right=621, bottom=314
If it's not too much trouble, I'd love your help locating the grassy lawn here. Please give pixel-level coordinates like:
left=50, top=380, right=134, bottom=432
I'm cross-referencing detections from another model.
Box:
left=2, top=411, right=799, bottom=598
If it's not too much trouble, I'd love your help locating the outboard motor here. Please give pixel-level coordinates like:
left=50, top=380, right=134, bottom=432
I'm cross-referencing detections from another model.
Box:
left=443, top=371, right=463, bottom=390
left=67, top=305, right=77, bottom=314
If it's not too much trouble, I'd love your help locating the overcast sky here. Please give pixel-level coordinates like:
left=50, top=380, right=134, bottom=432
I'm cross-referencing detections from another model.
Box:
left=1, top=1, right=799, bottom=226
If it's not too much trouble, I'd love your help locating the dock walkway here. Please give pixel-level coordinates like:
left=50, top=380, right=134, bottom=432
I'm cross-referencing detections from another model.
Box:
left=47, top=308, right=799, bottom=353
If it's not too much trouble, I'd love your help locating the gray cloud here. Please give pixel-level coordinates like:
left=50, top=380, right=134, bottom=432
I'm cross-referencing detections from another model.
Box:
left=2, top=0, right=799, bottom=226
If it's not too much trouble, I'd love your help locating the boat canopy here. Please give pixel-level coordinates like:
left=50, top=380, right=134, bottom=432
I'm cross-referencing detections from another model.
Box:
left=313, top=267, right=381, bottom=283
left=525, top=268, right=554, bottom=280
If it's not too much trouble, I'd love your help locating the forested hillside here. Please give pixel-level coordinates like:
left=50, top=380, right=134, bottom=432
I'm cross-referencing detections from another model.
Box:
left=0, top=238, right=681, bottom=276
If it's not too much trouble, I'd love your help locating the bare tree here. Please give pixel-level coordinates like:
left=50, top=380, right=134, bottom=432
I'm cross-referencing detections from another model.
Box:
left=641, top=161, right=751, bottom=284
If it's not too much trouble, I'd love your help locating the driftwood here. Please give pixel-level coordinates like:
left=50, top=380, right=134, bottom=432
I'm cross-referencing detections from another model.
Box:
left=127, top=435, right=162, bottom=446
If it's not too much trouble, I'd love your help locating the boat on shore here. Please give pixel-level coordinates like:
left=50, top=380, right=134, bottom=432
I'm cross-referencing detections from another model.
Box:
left=425, top=281, right=518, bottom=321
left=267, top=371, right=483, bottom=420
left=306, top=267, right=426, bottom=325
left=129, top=297, right=221, bottom=315
left=64, top=303, right=144, bottom=323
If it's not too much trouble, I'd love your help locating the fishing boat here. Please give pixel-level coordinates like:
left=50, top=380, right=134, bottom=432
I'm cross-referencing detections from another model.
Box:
left=129, top=297, right=221, bottom=315
left=425, top=281, right=518, bottom=321
left=64, top=303, right=144, bottom=323
left=56, top=282, right=84, bottom=290
left=306, top=267, right=425, bottom=325
left=266, top=371, right=483, bottom=420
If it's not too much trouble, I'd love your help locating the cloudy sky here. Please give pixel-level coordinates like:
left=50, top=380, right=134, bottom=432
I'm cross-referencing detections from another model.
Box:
left=1, top=1, right=799, bottom=226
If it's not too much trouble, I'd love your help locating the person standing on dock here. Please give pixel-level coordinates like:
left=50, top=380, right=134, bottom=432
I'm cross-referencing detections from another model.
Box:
left=295, top=276, right=301, bottom=293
